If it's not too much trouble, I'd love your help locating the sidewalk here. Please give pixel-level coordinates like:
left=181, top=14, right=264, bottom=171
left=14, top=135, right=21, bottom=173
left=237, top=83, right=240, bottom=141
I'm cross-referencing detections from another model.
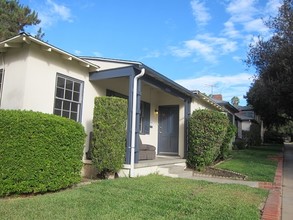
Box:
left=282, top=143, right=293, bottom=220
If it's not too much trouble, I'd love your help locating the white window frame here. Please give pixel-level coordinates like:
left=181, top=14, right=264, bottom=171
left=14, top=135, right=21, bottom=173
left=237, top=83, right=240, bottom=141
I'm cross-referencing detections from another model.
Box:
left=53, top=73, right=84, bottom=122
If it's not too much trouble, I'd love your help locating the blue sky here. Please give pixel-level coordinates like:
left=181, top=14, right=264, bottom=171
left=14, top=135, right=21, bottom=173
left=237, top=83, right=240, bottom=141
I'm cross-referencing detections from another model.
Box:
left=22, top=0, right=281, bottom=105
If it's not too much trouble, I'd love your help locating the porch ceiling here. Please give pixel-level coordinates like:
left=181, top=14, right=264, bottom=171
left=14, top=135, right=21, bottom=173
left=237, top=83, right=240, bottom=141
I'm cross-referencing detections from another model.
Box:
left=90, top=65, right=194, bottom=101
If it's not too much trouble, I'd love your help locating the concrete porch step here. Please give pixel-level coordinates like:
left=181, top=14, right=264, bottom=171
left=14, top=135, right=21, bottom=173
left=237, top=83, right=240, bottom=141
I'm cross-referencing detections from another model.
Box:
left=157, top=163, right=193, bottom=178
left=119, top=161, right=260, bottom=188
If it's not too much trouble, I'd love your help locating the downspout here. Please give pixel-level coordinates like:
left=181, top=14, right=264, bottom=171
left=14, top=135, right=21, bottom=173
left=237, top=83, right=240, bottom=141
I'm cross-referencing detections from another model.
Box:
left=130, top=68, right=145, bottom=177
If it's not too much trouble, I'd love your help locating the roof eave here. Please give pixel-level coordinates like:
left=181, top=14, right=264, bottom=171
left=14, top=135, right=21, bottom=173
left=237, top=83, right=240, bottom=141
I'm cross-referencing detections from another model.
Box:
left=0, top=33, right=100, bottom=72
left=193, top=91, right=224, bottom=111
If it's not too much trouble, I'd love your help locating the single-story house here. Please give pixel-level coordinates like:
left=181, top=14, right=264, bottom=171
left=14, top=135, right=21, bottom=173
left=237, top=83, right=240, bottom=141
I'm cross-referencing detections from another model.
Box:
left=235, top=105, right=264, bottom=141
left=210, top=94, right=239, bottom=125
left=0, top=33, right=222, bottom=177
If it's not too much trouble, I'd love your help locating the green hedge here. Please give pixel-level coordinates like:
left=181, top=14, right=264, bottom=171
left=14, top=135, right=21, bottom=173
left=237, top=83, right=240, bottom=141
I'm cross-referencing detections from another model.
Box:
left=0, top=110, right=86, bottom=197
left=264, top=130, right=284, bottom=144
left=219, top=123, right=237, bottom=160
left=187, top=109, right=229, bottom=171
left=242, top=123, right=262, bottom=147
left=92, top=96, right=128, bottom=178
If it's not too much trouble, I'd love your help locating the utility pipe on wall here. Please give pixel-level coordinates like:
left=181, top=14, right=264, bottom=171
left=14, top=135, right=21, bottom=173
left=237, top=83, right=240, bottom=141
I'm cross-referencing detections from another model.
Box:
left=130, top=68, right=145, bottom=177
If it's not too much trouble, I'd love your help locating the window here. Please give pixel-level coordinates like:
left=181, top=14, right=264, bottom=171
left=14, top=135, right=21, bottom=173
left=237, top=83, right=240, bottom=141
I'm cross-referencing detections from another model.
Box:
left=54, top=74, right=83, bottom=122
left=140, top=101, right=150, bottom=135
left=0, top=69, right=4, bottom=106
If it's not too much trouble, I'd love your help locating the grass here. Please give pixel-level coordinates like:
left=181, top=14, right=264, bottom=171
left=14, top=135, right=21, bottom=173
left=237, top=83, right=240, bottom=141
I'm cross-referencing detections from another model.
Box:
left=216, top=144, right=283, bottom=182
left=0, top=175, right=267, bottom=220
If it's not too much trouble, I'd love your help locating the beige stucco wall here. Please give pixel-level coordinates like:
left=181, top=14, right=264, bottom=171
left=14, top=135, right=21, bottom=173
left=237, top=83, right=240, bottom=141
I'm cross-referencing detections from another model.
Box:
left=242, top=121, right=251, bottom=131
left=0, top=43, right=104, bottom=160
left=191, top=101, right=208, bottom=112
left=140, top=84, right=160, bottom=150
left=190, top=97, right=220, bottom=113
left=0, top=47, right=28, bottom=109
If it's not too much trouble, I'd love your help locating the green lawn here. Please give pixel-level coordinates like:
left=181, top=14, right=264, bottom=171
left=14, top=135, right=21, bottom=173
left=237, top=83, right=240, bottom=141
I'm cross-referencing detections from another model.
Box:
left=216, top=144, right=282, bottom=182
left=0, top=175, right=267, bottom=220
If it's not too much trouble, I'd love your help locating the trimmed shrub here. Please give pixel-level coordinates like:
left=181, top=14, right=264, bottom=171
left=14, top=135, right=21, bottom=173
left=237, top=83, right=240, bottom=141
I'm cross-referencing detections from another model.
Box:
left=187, top=109, right=229, bottom=171
left=233, top=138, right=247, bottom=150
left=219, top=124, right=237, bottom=160
left=250, top=124, right=262, bottom=146
left=91, top=96, right=127, bottom=178
left=0, top=110, right=86, bottom=197
left=264, top=130, right=284, bottom=144
left=242, top=123, right=262, bottom=147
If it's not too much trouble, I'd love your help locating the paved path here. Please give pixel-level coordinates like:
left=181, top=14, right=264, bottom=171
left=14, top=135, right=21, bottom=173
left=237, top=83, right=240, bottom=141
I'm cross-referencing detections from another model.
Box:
left=282, top=143, right=293, bottom=220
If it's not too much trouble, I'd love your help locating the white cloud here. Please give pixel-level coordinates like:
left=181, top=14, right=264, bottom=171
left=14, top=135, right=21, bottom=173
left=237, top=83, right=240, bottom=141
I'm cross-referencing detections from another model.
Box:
left=190, top=0, right=211, bottom=26
left=74, top=50, right=82, bottom=55
left=37, top=0, right=73, bottom=28
left=176, top=73, right=254, bottom=105
left=185, top=39, right=215, bottom=61
left=47, top=0, right=72, bottom=22
left=168, top=46, right=192, bottom=58
left=169, top=34, right=237, bottom=63
left=93, top=51, right=103, bottom=57
left=223, top=21, right=241, bottom=38
left=169, top=39, right=216, bottom=62
left=243, top=18, right=268, bottom=33
left=223, top=0, right=281, bottom=40
left=232, top=56, right=242, bottom=62
left=265, top=0, right=281, bottom=16
left=139, top=50, right=161, bottom=60
left=219, top=0, right=283, bottom=55
left=226, top=0, right=257, bottom=23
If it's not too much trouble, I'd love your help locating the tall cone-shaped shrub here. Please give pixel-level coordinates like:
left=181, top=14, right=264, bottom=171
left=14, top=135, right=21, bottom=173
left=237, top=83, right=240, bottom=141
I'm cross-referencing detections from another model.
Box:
left=91, top=96, right=127, bottom=178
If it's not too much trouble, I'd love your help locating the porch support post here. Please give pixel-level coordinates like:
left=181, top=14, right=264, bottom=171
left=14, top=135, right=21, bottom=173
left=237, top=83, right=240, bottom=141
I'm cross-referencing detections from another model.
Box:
left=184, top=98, right=191, bottom=158
left=134, top=79, right=142, bottom=163
left=125, top=74, right=135, bottom=164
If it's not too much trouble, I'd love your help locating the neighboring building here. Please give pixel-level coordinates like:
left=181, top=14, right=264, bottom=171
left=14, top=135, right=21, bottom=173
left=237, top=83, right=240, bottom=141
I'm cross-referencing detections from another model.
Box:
left=0, top=33, right=224, bottom=177
left=211, top=94, right=239, bottom=125
left=235, top=105, right=264, bottom=141
left=191, top=90, right=223, bottom=112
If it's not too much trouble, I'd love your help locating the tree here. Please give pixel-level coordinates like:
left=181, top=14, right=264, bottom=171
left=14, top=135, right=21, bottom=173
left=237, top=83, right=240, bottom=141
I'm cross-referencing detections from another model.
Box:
left=0, top=0, right=44, bottom=41
left=231, top=96, right=239, bottom=107
left=245, top=79, right=287, bottom=128
left=245, top=0, right=293, bottom=127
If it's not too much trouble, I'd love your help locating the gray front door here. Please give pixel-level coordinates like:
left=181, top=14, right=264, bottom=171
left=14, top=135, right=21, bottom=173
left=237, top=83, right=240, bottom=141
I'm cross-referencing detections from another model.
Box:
left=158, top=105, right=179, bottom=155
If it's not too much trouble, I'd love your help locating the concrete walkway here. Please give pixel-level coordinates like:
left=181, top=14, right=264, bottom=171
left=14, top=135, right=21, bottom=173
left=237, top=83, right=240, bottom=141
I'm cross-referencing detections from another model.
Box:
left=282, top=143, right=293, bottom=220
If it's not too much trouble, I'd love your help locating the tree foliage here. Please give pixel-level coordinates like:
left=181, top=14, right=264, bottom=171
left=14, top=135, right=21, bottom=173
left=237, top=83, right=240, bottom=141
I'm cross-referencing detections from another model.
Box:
left=0, top=0, right=43, bottom=41
left=231, top=96, right=239, bottom=107
left=245, top=0, right=293, bottom=127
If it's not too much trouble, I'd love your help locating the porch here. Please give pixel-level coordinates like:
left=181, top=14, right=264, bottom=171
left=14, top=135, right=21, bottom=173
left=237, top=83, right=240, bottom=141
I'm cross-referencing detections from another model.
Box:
left=119, top=156, right=187, bottom=177
left=85, top=58, right=196, bottom=177
left=88, top=63, right=193, bottom=164
left=82, top=156, right=187, bottom=179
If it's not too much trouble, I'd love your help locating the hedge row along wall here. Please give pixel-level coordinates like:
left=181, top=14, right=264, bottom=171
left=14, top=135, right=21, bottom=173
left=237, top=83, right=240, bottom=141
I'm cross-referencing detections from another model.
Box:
left=187, top=109, right=232, bottom=171
left=0, top=110, right=86, bottom=197
left=91, top=96, right=128, bottom=178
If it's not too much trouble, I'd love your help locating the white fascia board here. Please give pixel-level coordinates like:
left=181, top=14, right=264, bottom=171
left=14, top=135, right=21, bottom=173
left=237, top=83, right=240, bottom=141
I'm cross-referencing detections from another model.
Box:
left=0, top=34, right=100, bottom=71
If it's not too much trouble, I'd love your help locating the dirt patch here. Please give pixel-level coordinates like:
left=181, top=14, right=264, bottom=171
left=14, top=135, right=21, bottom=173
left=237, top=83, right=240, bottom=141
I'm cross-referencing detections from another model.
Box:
left=191, top=167, right=247, bottom=180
